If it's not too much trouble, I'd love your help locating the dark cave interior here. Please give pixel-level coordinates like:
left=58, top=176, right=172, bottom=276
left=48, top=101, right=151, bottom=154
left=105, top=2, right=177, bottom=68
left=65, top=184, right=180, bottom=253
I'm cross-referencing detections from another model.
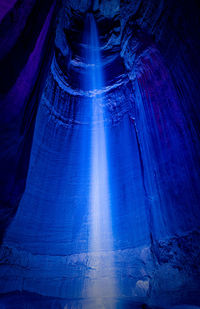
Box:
left=0, top=0, right=200, bottom=308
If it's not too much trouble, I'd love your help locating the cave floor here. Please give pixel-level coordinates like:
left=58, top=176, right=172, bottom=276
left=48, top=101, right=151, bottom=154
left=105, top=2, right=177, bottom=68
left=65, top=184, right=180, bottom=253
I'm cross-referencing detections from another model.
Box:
left=0, top=291, right=200, bottom=309
left=0, top=291, right=163, bottom=309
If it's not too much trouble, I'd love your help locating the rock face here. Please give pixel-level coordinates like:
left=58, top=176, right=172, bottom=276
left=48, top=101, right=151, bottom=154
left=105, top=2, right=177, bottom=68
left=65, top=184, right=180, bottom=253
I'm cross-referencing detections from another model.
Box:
left=0, top=0, right=200, bottom=308
left=0, top=231, right=200, bottom=307
left=0, top=0, right=58, bottom=239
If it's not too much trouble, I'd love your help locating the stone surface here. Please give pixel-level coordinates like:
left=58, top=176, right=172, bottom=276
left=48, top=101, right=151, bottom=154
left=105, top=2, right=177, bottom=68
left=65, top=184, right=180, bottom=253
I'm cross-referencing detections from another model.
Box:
left=0, top=0, right=200, bottom=307
left=0, top=231, right=199, bottom=307
left=0, top=0, right=58, bottom=239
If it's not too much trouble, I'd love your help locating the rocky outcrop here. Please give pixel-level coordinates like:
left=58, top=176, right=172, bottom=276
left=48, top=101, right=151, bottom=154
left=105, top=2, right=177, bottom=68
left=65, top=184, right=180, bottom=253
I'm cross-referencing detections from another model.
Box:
left=0, top=231, right=199, bottom=307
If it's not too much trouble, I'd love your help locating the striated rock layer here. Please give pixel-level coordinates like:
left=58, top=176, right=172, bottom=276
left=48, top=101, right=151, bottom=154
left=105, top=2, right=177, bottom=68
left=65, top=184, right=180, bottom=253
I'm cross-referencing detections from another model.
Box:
left=0, top=0, right=200, bottom=307
left=0, top=231, right=200, bottom=307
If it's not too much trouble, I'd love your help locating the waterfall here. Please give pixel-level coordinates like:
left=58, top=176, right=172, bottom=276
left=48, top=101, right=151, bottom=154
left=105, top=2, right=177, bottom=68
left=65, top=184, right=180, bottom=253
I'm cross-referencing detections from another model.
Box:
left=82, top=13, right=117, bottom=305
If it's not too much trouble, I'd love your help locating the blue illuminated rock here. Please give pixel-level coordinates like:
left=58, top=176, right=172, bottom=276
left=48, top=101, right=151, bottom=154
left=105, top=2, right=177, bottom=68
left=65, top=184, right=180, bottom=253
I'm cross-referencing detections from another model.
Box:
left=0, top=0, right=200, bottom=308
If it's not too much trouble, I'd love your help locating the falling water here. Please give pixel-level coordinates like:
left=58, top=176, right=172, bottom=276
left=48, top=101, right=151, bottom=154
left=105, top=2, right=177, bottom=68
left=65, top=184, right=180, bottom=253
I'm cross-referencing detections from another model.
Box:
left=82, top=13, right=117, bottom=306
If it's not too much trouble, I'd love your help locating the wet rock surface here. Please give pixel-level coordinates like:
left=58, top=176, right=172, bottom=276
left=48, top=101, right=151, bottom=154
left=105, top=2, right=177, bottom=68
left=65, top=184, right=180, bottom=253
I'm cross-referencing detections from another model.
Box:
left=0, top=0, right=200, bottom=307
left=0, top=231, right=199, bottom=307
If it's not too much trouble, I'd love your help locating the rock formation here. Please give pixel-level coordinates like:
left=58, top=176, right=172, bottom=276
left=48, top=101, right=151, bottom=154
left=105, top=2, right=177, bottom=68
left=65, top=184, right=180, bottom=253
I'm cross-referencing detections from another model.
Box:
left=0, top=0, right=200, bottom=308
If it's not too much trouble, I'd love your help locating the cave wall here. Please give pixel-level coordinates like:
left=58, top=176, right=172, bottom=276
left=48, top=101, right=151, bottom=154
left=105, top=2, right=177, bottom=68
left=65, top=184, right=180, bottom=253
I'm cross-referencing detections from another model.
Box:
left=0, top=0, right=200, bottom=307
left=0, top=0, right=58, bottom=238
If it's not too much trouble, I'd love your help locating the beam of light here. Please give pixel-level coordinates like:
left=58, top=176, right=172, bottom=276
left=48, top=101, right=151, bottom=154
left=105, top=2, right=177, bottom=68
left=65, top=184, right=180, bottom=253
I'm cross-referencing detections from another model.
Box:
left=88, top=101, right=117, bottom=302
left=83, top=13, right=117, bottom=306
